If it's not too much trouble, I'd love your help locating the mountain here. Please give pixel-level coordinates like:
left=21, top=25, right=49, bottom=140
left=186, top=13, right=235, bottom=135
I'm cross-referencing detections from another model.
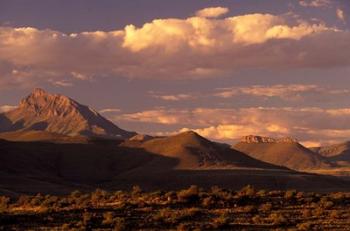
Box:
left=312, top=141, right=350, bottom=162
left=0, top=132, right=349, bottom=195
left=122, top=131, right=286, bottom=170
left=0, top=88, right=135, bottom=139
left=234, top=135, right=334, bottom=171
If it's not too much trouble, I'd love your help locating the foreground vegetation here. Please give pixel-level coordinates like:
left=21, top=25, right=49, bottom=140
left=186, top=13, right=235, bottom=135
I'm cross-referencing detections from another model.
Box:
left=1, top=186, right=350, bottom=230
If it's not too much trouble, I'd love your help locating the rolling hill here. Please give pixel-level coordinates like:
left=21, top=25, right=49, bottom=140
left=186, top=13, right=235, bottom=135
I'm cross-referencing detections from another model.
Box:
left=234, top=135, right=334, bottom=171
left=312, top=141, right=350, bottom=162
left=121, top=131, right=286, bottom=170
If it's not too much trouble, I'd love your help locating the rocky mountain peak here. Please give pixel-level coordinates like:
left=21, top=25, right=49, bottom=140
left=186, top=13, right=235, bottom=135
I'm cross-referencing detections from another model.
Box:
left=241, top=135, right=298, bottom=144
left=2, top=88, right=136, bottom=139
left=31, top=88, right=47, bottom=96
left=19, top=88, right=78, bottom=116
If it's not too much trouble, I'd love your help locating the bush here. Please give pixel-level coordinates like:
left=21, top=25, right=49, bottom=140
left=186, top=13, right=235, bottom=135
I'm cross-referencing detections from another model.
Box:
left=313, top=207, right=324, bottom=217
left=202, top=196, right=215, bottom=208
left=297, top=222, right=312, bottom=230
left=242, top=205, right=257, bottom=213
left=330, top=210, right=341, bottom=219
left=16, top=195, right=31, bottom=207
left=91, top=189, right=108, bottom=205
left=284, top=190, right=297, bottom=200
left=239, top=185, right=256, bottom=197
left=301, top=209, right=312, bottom=218
left=113, top=217, right=126, bottom=231
left=256, top=189, right=267, bottom=197
left=153, top=207, right=201, bottom=224
left=102, top=211, right=115, bottom=225
left=177, top=223, right=189, bottom=231
left=260, top=203, right=272, bottom=212
left=61, top=223, right=71, bottom=230
left=269, top=213, right=287, bottom=225
left=131, top=185, right=142, bottom=196
left=177, top=185, right=200, bottom=203
left=82, top=212, right=92, bottom=225
left=0, top=196, right=10, bottom=212
left=212, top=213, right=230, bottom=228
left=252, top=215, right=261, bottom=224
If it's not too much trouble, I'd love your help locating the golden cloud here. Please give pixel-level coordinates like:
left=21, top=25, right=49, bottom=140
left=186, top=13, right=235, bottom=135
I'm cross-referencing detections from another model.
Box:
left=0, top=8, right=348, bottom=88
left=115, top=106, right=350, bottom=145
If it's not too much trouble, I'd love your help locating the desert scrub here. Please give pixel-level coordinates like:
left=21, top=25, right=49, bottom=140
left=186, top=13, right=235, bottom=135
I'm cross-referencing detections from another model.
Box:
left=212, top=212, right=230, bottom=229
left=153, top=207, right=201, bottom=224
left=269, top=212, right=288, bottom=225
left=238, top=185, right=256, bottom=197
left=284, top=190, right=297, bottom=200
left=0, top=196, right=10, bottom=213
left=297, top=221, right=313, bottom=230
left=177, top=185, right=200, bottom=203
left=259, top=202, right=273, bottom=212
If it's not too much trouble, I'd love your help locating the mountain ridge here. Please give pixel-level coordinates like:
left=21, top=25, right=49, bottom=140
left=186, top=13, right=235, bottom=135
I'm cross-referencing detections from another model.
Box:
left=234, top=135, right=334, bottom=170
left=0, top=88, right=135, bottom=139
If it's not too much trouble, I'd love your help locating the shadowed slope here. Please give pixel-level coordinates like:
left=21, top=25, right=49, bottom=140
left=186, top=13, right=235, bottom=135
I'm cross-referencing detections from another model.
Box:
left=312, top=141, right=350, bottom=162
left=0, top=138, right=349, bottom=195
left=122, top=131, right=286, bottom=170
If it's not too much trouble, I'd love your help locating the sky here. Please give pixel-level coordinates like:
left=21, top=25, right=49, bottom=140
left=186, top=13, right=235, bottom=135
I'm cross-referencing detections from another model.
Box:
left=0, top=0, right=350, bottom=146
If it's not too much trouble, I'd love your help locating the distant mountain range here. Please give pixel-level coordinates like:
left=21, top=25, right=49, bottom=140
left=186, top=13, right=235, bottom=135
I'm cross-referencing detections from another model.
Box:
left=0, top=89, right=350, bottom=195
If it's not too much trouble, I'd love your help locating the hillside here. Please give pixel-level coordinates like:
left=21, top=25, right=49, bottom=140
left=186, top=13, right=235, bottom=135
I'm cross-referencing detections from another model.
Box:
left=234, top=135, right=334, bottom=171
left=122, top=131, right=285, bottom=170
left=312, top=141, right=350, bottom=162
left=0, top=136, right=348, bottom=195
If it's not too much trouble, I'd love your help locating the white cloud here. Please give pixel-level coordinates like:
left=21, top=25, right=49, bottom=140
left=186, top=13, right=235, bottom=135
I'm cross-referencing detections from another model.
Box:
left=195, top=7, right=229, bottom=18
left=99, top=108, right=121, bottom=113
left=299, top=0, right=331, bottom=8
left=50, top=80, right=73, bottom=87
left=337, top=8, right=346, bottom=22
left=0, top=105, right=17, bottom=113
left=0, top=8, right=348, bottom=88
left=150, top=92, right=195, bottom=101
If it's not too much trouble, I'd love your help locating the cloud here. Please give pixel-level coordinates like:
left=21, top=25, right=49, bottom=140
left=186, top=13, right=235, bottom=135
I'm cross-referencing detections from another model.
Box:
left=299, top=0, right=331, bottom=8
left=99, top=108, right=121, bottom=113
left=49, top=80, right=73, bottom=87
left=116, top=106, right=350, bottom=145
left=0, top=8, right=349, bottom=88
left=0, top=105, right=17, bottom=113
left=150, top=92, right=195, bottom=101
left=214, top=84, right=350, bottom=100
left=195, top=7, right=229, bottom=18
left=337, top=8, right=346, bottom=22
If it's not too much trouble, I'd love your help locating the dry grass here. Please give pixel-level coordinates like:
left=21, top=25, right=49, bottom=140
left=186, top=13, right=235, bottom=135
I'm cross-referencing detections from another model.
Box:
left=1, top=185, right=350, bottom=230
